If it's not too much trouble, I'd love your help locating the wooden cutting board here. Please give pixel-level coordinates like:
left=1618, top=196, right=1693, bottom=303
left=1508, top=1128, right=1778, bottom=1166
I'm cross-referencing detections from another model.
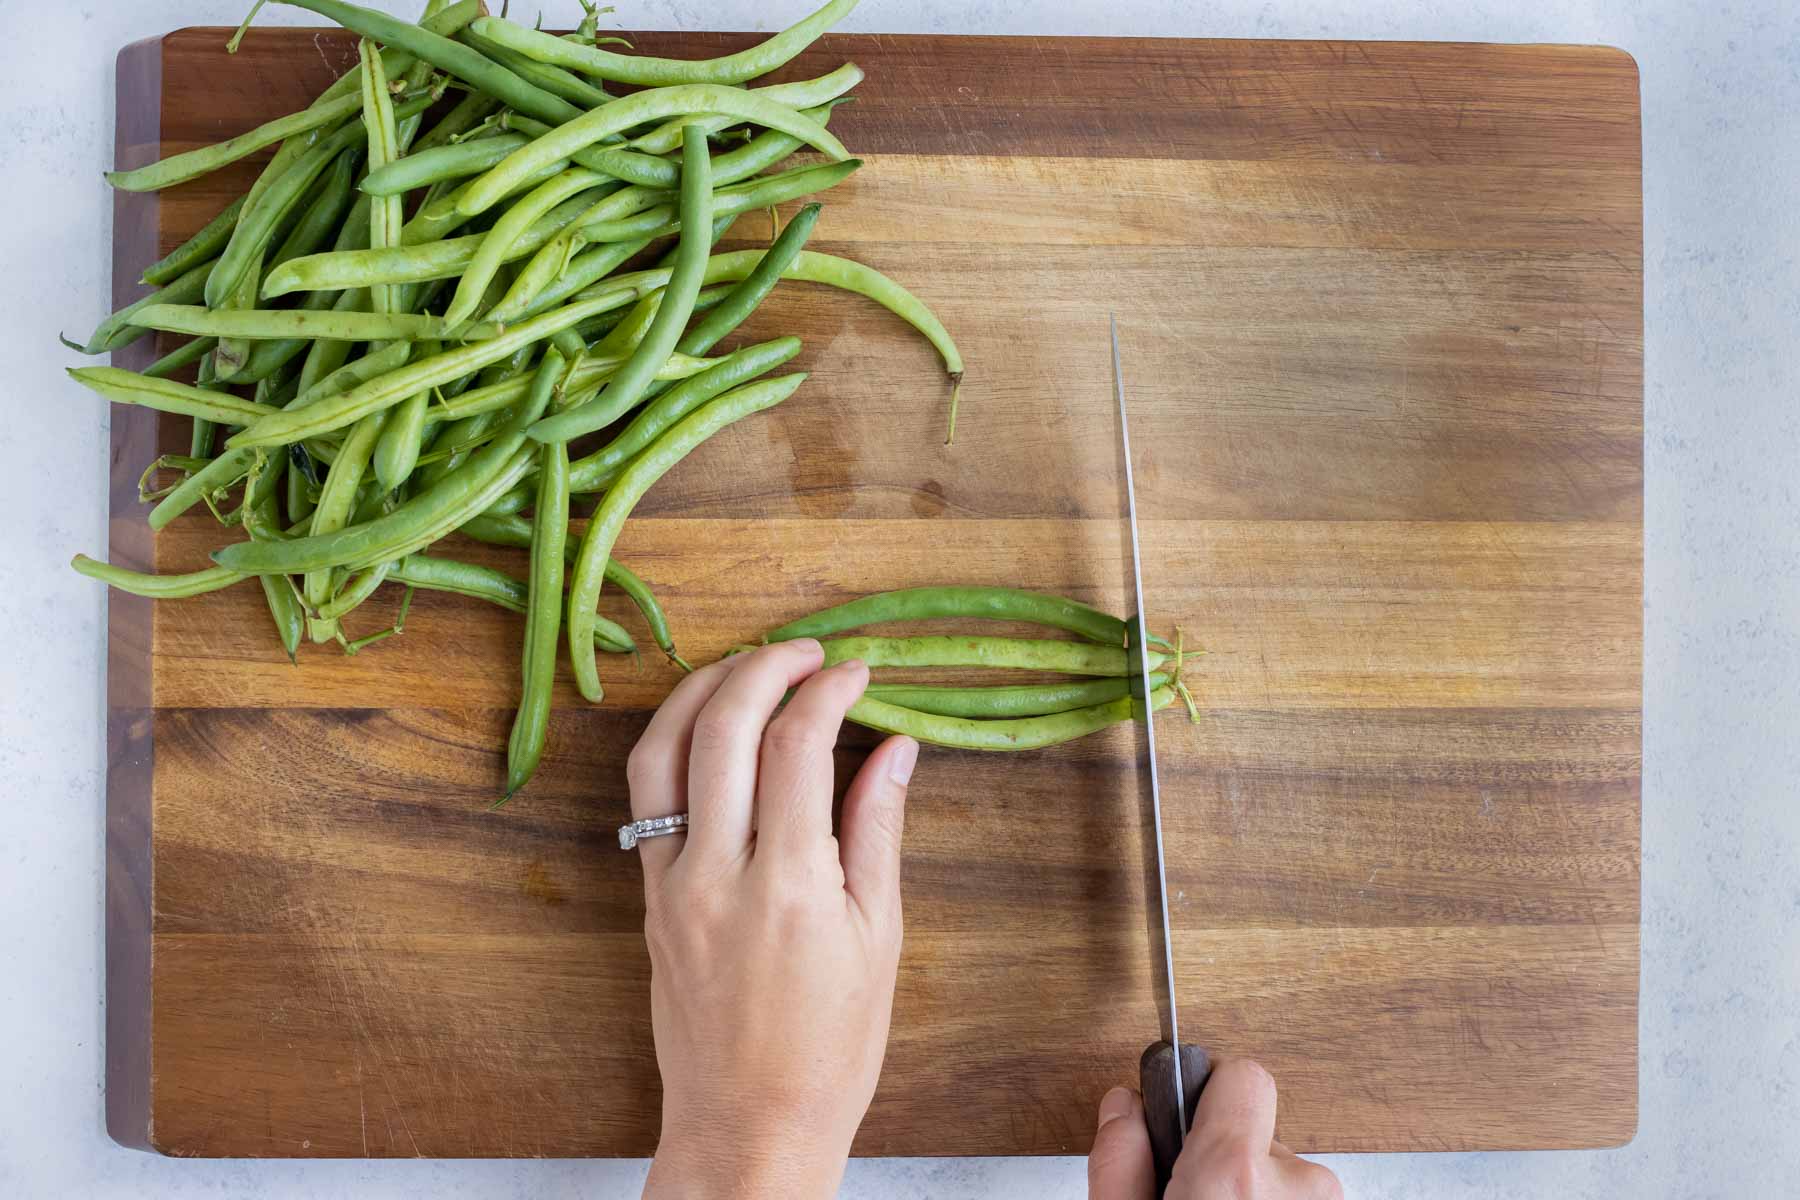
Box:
left=105, top=27, right=1641, bottom=1157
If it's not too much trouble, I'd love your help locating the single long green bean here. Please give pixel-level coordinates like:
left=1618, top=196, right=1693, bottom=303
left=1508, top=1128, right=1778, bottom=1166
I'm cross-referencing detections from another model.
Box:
left=142, top=337, right=218, bottom=381
left=460, top=25, right=613, bottom=110
left=131, top=303, right=493, bottom=343
left=465, top=0, right=856, bottom=86
left=567, top=337, right=802, bottom=491
left=386, top=554, right=634, bottom=653
left=670, top=202, right=819, bottom=356
left=270, top=0, right=582, bottom=126
left=457, top=84, right=849, bottom=218
left=627, top=64, right=862, bottom=156
left=213, top=348, right=563, bottom=575
left=565, top=372, right=806, bottom=700
left=818, top=635, right=1169, bottom=676
left=105, top=89, right=369, bottom=192
left=360, top=38, right=405, bottom=316
left=863, top=676, right=1167, bottom=720
left=227, top=290, right=635, bottom=449
left=258, top=573, right=306, bottom=663
left=268, top=147, right=360, bottom=271
left=70, top=257, right=212, bottom=355
left=579, top=160, right=858, bottom=244
left=71, top=554, right=247, bottom=599
left=304, top=403, right=389, bottom=639
left=373, top=339, right=437, bottom=489
left=361, top=132, right=529, bottom=195
left=68, top=366, right=276, bottom=424
left=529, top=130, right=714, bottom=445
left=847, top=687, right=1173, bottom=751
left=141, top=197, right=244, bottom=286
left=507, top=391, right=570, bottom=799
left=768, top=587, right=1127, bottom=646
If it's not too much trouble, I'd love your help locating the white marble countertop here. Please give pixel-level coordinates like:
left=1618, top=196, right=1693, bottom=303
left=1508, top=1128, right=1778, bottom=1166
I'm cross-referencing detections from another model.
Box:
left=3, top=1, right=1795, bottom=1196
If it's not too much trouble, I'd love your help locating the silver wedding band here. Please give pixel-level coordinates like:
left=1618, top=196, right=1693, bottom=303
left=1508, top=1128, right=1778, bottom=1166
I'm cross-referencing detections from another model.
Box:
left=618, top=813, right=689, bottom=850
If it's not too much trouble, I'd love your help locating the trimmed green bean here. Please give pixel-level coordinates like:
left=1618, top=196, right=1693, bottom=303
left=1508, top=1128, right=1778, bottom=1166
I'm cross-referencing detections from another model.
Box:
left=567, top=337, right=802, bottom=491
left=847, top=687, right=1174, bottom=752
left=105, top=89, right=369, bottom=192
left=818, top=635, right=1170, bottom=676
left=386, top=554, right=634, bottom=653
left=71, top=554, right=246, bottom=599
left=304, top=404, right=389, bottom=640
left=768, top=587, right=1127, bottom=646
left=863, top=676, right=1163, bottom=720
left=270, top=0, right=582, bottom=126
left=457, top=85, right=850, bottom=218
left=565, top=372, right=806, bottom=701
left=141, top=197, right=244, bottom=286
left=528, top=130, right=714, bottom=445
left=627, top=64, right=862, bottom=156
left=226, top=290, right=635, bottom=449
left=465, top=0, right=855, bottom=86
left=213, top=344, right=563, bottom=575
left=577, top=160, right=858, bottom=244
left=68, top=366, right=276, bottom=425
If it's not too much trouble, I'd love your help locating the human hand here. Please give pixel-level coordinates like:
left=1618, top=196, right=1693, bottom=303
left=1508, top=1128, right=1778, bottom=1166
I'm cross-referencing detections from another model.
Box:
left=633, top=640, right=918, bottom=1200
left=1087, top=1060, right=1342, bottom=1199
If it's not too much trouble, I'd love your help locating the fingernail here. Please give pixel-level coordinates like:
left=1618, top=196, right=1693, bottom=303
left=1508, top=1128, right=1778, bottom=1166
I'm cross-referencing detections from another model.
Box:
left=837, top=657, right=867, bottom=675
left=887, top=737, right=918, bottom=786
left=789, top=637, right=822, bottom=657
left=1098, top=1086, right=1136, bottom=1125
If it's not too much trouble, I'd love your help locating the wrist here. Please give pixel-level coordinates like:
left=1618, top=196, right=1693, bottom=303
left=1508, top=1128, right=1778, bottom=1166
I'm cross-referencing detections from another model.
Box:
left=646, top=1126, right=846, bottom=1200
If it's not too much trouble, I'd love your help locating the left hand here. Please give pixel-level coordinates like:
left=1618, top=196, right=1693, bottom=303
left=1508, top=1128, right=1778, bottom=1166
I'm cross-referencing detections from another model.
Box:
left=634, top=640, right=918, bottom=1200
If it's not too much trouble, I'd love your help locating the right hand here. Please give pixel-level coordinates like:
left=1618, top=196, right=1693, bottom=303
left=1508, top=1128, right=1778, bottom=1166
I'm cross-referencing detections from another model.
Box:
left=1087, top=1059, right=1342, bottom=1199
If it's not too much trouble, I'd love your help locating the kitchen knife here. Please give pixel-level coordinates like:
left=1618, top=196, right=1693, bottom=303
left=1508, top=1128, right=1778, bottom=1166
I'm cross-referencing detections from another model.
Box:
left=1111, top=315, right=1212, bottom=1191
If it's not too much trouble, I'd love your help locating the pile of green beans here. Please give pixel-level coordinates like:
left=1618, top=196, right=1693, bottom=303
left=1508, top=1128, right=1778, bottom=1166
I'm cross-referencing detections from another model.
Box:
left=760, top=587, right=1200, bottom=751
left=67, top=0, right=964, bottom=801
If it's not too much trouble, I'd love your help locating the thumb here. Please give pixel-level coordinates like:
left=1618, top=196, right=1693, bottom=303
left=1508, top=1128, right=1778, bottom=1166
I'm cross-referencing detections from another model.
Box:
left=1087, top=1087, right=1155, bottom=1200
left=839, top=735, right=915, bottom=925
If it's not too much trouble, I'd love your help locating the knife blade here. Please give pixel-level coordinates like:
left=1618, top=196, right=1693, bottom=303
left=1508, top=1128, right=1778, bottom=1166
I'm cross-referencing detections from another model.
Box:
left=1111, top=315, right=1211, bottom=1190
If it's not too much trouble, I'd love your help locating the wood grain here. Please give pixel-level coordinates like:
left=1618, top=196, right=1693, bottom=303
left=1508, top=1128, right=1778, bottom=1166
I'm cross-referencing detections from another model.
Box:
left=105, top=27, right=1641, bottom=1157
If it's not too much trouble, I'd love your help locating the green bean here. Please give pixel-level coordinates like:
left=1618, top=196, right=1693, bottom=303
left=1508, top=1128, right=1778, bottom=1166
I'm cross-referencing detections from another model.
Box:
left=68, top=366, right=276, bottom=425
left=567, top=337, right=802, bottom=491
left=445, top=169, right=613, bottom=328
left=313, top=560, right=393, bottom=623
left=587, top=248, right=963, bottom=376
left=208, top=255, right=265, bottom=382
left=430, top=348, right=716, bottom=423
left=71, top=554, right=247, bottom=599
left=227, top=290, right=634, bottom=449
left=408, top=89, right=500, bottom=155
left=709, top=99, right=849, bottom=187
left=768, top=587, right=1127, bottom=646
left=147, top=447, right=256, bottom=531
left=270, top=0, right=582, bottom=126
left=69, top=257, right=211, bottom=355
left=481, top=484, right=531, bottom=516
left=847, top=687, right=1174, bottom=752
left=460, top=25, right=613, bottom=110
left=362, top=132, right=529, bottom=196
left=142, top=337, right=218, bottom=381
left=492, top=236, right=653, bottom=324
left=818, top=635, right=1170, bottom=676
left=627, top=64, right=862, bottom=156
left=259, top=574, right=306, bottom=663
left=677, top=204, right=818, bottom=357
left=205, top=93, right=434, bottom=310
left=466, top=0, right=855, bottom=86
left=864, top=675, right=1168, bottom=720
left=507, top=376, right=570, bottom=799
left=457, top=85, right=850, bottom=219
left=293, top=339, right=412, bottom=411
left=141, top=198, right=244, bottom=286
left=237, top=192, right=374, bottom=385
left=287, top=451, right=317, bottom=523
left=373, top=339, right=437, bottom=489
left=131, top=303, right=493, bottom=343
left=105, top=90, right=370, bottom=192
left=490, top=182, right=671, bottom=323
left=528, top=130, right=714, bottom=445
left=213, top=345, right=563, bottom=575
left=304, top=405, right=389, bottom=640
left=565, top=372, right=806, bottom=701
left=265, top=190, right=611, bottom=297
left=576, top=159, right=857, bottom=245
left=359, top=38, right=405, bottom=316
left=386, top=554, right=634, bottom=653
left=502, top=114, right=679, bottom=188
left=269, top=147, right=360, bottom=271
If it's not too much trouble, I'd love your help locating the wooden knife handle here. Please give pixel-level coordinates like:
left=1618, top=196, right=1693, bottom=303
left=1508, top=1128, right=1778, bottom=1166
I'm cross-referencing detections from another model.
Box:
left=1140, top=1040, right=1212, bottom=1193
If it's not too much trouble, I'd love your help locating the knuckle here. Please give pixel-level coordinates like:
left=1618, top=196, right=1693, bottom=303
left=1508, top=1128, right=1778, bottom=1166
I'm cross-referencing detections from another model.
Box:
left=761, top=717, right=821, bottom=763
left=688, top=709, right=740, bottom=753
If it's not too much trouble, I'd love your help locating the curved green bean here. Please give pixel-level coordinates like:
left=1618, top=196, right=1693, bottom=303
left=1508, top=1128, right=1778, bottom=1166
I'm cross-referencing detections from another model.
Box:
left=71, top=554, right=246, bottom=599
left=577, top=159, right=858, bottom=244
left=528, top=130, right=714, bottom=445
left=68, top=366, right=276, bottom=425
left=564, top=372, right=806, bottom=701
left=362, top=132, right=529, bottom=196
left=466, top=0, right=855, bottom=86
left=226, top=290, right=635, bottom=449
left=445, top=169, right=612, bottom=328
left=626, top=64, right=862, bottom=156
left=385, top=554, right=634, bottom=653
left=142, top=336, right=218, bottom=381
left=502, top=114, right=677, bottom=187
left=847, top=687, right=1174, bottom=752
left=768, top=587, right=1126, bottom=646
left=567, top=337, right=802, bottom=491
left=671, top=204, right=819, bottom=356
left=457, top=84, right=849, bottom=218
left=818, top=635, right=1170, bottom=676
left=141, top=197, right=243, bottom=286
left=293, top=339, right=413, bottom=411
left=303, top=405, right=389, bottom=640
left=864, top=675, right=1167, bottom=720
left=105, top=89, right=369, bottom=192
left=269, top=0, right=582, bottom=126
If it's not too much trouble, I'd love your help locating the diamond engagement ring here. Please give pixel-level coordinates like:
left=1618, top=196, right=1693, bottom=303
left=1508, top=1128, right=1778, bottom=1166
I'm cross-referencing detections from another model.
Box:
left=618, top=813, right=689, bottom=850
